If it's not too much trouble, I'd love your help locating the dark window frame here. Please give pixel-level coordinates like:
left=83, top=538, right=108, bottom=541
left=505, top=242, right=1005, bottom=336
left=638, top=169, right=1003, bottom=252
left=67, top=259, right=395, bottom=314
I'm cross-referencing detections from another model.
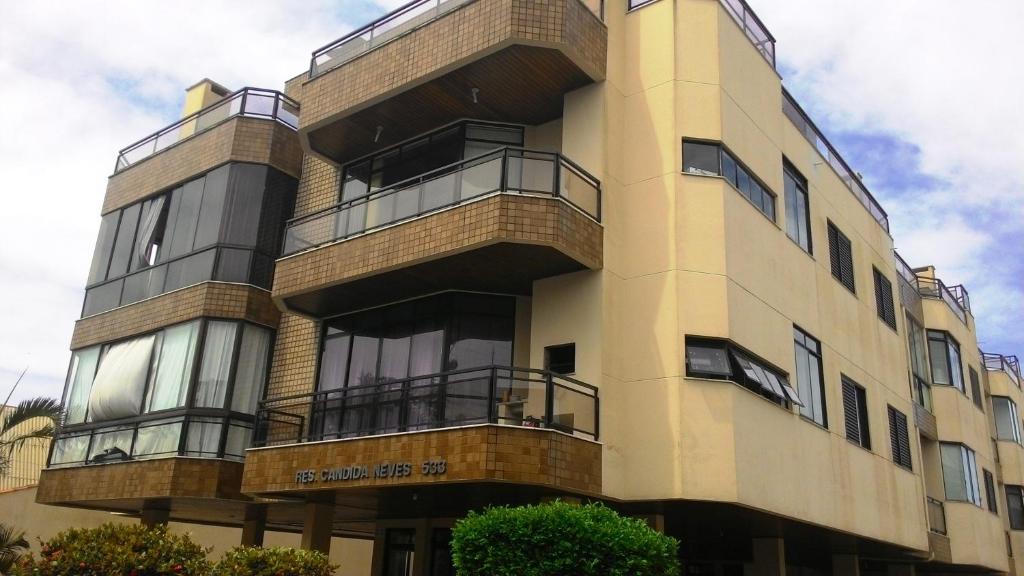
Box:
left=783, top=159, right=812, bottom=254
left=793, top=326, right=827, bottom=428
left=940, top=442, right=982, bottom=506
left=873, top=267, right=898, bottom=331
left=1009, top=486, right=1024, bottom=530
left=887, top=405, right=912, bottom=470
left=685, top=337, right=801, bottom=408
left=682, top=139, right=777, bottom=222
left=827, top=220, right=856, bottom=293
left=984, top=469, right=998, bottom=515
left=842, top=377, right=870, bottom=450
left=928, top=330, right=965, bottom=393
left=627, top=0, right=659, bottom=10
left=969, top=367, right=984, bottom=411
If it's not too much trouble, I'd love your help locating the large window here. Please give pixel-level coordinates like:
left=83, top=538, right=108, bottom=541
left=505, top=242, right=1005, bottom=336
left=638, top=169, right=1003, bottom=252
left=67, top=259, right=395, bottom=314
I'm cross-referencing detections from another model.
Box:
left=941, top=443, right=982, bottom=506
left=842, top=377, right=870, bottom=449
left=783, top=160, right=811, bottom=253
left=827, top=221, right=855, bottom=293
left=340, top=122, right=524, bottom=204
left=906, top=313, right=931, bottom=409
left=793, top=327, right=826, bottom=427
left=82, top=163, right=296, bottom=317
left=1008, top=486, right=1024, bottom=530
left=969, top=367, right=984, bottom=411
left=928, top=330, right=964, bottom=392
left=315, top=293, right=515, bottom=439
left=873, top=268, right=897, bottom=330
left=686, top=338, right=802, bottom=408
left=887, top=405, right=911, bottom=470
left=993, top=396, right=1022, bottom=444
left=52, top=319, right=272, bottom=466
left=682, top=140, right=776, bottom=220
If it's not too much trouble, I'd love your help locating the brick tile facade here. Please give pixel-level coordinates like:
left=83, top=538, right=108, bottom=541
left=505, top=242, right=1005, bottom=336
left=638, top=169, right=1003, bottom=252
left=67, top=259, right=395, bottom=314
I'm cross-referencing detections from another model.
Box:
left=273, top=195, right=603, bottom=302
left=104, top=118, right=303, bottom=214
left=37, top=458, right=246, bottom=503
left=266, top=313, right=321, bottom=400
left=300, top=0, right=607, bottom=130
left=71, top=282, right=280, bottom=349
left=294, top=155, right=341, bottom=218
left=241, top=425, right=601, bottom=496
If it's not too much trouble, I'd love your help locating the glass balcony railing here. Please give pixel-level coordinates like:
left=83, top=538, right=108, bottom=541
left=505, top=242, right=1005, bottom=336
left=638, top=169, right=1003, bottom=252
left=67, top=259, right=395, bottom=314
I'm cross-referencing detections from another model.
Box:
left=719, top=0, right=775, bottom=68
left=310, top=0, right=605, bottom=78
left=254, top=366, right=600, bottom=446
left=115, top=88, right=299, bottom=172
left=281, top=147, right=601, bottom=257
left=782, top=89, right=890, bottom=232
left=984, top=353, right=1022, bottom=388
left=915, top=276, right=969, bottom=324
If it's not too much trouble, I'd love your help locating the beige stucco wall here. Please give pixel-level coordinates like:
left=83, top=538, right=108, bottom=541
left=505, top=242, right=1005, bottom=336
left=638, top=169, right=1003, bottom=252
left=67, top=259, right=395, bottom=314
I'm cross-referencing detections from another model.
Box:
left=2, top=486, right=373, bottom=576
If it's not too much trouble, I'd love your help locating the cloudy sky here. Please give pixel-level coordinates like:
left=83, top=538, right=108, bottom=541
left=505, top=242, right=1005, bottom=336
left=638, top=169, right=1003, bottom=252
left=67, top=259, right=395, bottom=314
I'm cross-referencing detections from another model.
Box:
left=0, top=0, right=1020, bottom=403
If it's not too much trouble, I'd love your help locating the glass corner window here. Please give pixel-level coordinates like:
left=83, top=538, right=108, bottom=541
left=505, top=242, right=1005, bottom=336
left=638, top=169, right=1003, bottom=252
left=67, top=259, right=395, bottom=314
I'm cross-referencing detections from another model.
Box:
left=50, top=319, right=273, bottom=468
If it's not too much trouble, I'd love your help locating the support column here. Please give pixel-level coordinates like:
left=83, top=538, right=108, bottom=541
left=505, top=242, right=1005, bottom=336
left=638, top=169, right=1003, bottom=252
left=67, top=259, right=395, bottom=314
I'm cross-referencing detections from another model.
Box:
left=886, top=564, right=915, bottom=576
left=241, top=505, right=268, bottom=547
left=832, top=554, right=860, bottom=576
left=745, top=538, right=785, bottom=576
left=301, top=499, right=333, bottom=554
left=140, top=501, right=170, bottom=527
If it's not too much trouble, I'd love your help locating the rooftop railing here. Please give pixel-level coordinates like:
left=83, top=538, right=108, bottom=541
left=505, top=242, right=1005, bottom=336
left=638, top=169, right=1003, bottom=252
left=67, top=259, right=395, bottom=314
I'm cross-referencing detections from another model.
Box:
left=115, top=88, right=299, bottom=173
left=914, top=275, right=969, bottom=324
left=984, top=353, right=1022, bottom=388
left=253, top=365, right=600, bottom=446
left=782, top=89, right=890, bottom=232
left=720, top=0, right=775, bottom=68
left=281, top=147, right=601, bottom=257
left=310, top=0, right=605, bottom=78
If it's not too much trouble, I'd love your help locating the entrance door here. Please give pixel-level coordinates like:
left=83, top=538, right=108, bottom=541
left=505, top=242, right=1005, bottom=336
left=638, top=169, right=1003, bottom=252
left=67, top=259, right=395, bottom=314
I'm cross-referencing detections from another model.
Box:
left=382, top=529, right=415, bottom=576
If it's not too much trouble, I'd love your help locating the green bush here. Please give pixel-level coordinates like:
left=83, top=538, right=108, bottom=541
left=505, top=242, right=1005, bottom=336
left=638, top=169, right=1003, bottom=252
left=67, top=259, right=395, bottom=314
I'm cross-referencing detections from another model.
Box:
left=210, top=546, right=335, bottom=576
left=451, top=501, right=680, bottom=576
left=11, top=523, right=209, bottom=576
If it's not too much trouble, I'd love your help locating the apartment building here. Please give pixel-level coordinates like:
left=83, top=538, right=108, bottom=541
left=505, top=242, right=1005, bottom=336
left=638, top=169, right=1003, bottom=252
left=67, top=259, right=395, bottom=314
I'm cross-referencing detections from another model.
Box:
left=34, top=0, right=1023, bottom=574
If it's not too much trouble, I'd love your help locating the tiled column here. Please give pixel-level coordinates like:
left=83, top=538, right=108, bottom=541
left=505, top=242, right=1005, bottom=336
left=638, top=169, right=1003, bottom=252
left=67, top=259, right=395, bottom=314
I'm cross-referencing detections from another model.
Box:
left=241, top=504, right=268, bottom=547
left=832, top=554, right=860, bottom=576
left=301, top=498, right=333, bottom=554
left=745, top=538, right=785, bottom=576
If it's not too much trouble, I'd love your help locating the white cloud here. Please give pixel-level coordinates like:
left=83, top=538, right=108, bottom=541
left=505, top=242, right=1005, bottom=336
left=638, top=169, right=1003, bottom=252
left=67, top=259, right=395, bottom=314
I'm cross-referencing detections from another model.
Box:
left=0, top=0, right=401, bottom=402
left=753, top=0, right=1024, bottom=354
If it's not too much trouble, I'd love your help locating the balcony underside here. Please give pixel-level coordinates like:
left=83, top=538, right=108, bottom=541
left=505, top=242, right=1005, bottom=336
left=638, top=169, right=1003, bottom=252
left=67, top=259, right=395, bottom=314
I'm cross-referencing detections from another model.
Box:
left=305, top=44, right=595, bottom=165
left=274, top=195, right=602, bottom=318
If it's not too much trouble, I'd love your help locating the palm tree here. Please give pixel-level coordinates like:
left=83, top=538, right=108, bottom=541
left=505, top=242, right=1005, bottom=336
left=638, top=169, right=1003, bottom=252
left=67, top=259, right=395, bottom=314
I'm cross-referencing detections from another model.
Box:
left=0, top=370, right=63, bottom=573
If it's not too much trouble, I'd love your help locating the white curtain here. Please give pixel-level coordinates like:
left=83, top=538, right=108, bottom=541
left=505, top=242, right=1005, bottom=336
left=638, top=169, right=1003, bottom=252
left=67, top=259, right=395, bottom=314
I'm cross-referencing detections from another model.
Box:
left=65, top=347, right=100, bottom=424
left=195, top=321, right=238, bottom=408
left=88, top=336, right=156, bottom=421
left=134, top=196, right=165, bottom=268
left=230, top=325, right=271, bottom=414
left=146, top=322, right=199, bottom=412
left=133, top=419, right=182, bottom=458
left=186, top=419, right=222, bottom=456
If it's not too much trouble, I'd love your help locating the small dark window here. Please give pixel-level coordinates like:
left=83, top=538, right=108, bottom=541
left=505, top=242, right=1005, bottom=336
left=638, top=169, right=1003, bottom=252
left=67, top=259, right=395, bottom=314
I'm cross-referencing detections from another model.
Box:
left=970, top=367, right=983, bottom=410
left=1007, top=486, right=1024, bottom=530
left=984, top=469, right=998, bottom=514
left=682, top=141, right=721, bottom=176
left=545, top=343, right=576, bottom=375
left=783, top=160, right=812, bottom=253
left=842, top=378, right=870, bottom=449
left=873, top=267, right=897, bottom=330
left=887, top=405, right=911, bottom=469
left=827, top=221, right=855, bottom=293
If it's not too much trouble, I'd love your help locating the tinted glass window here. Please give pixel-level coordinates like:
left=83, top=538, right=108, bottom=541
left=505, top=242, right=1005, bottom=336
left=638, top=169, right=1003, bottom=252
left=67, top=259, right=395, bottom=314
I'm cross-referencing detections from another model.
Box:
left=107, top=203, right=141, bottom=278
left=87, top=212, right=120, bottom=284
left=193, top=165, right=229, bottom=249
left=683, top=141, right=720, bottom=176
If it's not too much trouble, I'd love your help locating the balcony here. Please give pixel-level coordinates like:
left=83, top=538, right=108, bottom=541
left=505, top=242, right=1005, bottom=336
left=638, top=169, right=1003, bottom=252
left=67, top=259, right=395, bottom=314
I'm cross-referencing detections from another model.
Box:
left=105, top=88, right=302, bottom=214
left=984, top=352, right=1022, bottom=388
left=242, top=367, right=601, bottom=498
left=915, top=276, right=971, bottom=324
left=255, top=366, right=599, bottom=446
left=298, top=0, right=607, bottom=165
left=273, top=148, right=602, bottom=317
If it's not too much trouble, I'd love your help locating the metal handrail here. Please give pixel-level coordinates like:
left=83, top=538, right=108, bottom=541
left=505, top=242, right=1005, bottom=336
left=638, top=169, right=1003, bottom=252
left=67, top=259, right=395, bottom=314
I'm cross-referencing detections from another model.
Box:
left=915, top=276, right=968, bottom=324
left=280, top=147, right=601, bottom=256
left=309, top=0, right=605, bottom=78
left=984, top=352, right=1022, bottom=387
left=115, top=87, right=300, bottom=172
left=254, top=365, right=600, bottom=445
left=719, top=0, right=776, bottom=68
left=782, top=88, right=890, bottom=232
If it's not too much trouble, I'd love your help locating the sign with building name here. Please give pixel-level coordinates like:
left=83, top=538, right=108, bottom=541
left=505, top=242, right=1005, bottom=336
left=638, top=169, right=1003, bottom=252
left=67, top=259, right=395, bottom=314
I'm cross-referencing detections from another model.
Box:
left=295, top=458, right=447, bottom=484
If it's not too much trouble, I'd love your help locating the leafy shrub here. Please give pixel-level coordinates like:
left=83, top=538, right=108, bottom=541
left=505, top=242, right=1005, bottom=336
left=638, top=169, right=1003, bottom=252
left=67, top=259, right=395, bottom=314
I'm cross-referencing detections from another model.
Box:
left=11, top=523, right=209, bottom=576
left=451, top=501, right=680, bottom=576
left=210, top=546, right=335, bottom=576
